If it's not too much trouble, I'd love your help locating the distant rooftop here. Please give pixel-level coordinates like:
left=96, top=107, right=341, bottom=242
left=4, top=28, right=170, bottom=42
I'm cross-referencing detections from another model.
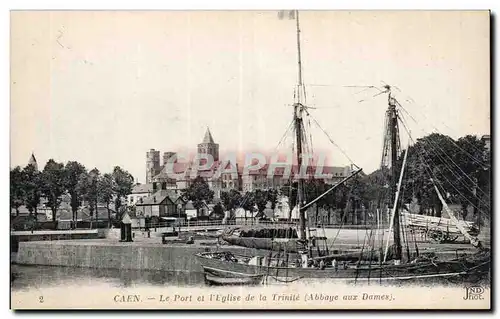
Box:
left=131, top=183, right=154, bottom=194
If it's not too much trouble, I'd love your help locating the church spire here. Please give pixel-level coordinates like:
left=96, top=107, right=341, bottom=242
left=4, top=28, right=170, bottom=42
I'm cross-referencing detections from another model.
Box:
left=202, top=127, right=215, bottom=144
left=198, top=127, right=219, bottom=161
left=28, top=152, right=38, bottom=171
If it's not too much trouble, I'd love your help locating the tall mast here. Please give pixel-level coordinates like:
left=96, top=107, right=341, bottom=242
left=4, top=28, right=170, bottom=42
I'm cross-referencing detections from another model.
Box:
left=296, top=10, right=303, bottom=101
left=388, top=91, right=402, bottom=261
left=293, top=10, right=306, bottom=240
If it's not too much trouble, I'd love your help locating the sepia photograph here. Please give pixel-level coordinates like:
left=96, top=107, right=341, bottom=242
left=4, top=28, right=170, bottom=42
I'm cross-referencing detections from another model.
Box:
left=9, top=10, right=491, bottom=310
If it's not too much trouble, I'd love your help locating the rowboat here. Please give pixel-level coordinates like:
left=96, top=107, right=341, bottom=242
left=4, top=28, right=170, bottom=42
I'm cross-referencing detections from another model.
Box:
left=202, top=265, right=265, bottom=286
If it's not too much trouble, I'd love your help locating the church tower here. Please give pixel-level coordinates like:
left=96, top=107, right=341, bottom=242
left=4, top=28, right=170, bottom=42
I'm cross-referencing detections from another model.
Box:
left=28, top=153, right=38, bottom=171
left=197, top=127, right=219, bottom=162
left=146, top=149, right=160, bottom=184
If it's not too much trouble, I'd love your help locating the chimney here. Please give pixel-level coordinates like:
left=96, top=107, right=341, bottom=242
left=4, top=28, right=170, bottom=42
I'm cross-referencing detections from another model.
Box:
left=153, top=196, right=156, bottom=203
left=153, top=182, right=157, bottom=191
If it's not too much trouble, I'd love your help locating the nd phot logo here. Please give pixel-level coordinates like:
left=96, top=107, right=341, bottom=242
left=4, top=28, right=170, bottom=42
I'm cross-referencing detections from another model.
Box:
left=463, top=286, right=485, bottom=300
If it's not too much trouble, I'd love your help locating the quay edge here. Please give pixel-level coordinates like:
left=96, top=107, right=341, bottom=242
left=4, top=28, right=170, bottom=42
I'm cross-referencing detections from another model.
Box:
left=15, top=240, right=271, bottom=273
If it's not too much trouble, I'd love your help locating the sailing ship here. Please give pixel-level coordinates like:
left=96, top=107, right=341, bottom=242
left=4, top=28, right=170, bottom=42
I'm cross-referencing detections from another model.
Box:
left=196, top=10, right=491, bottom=284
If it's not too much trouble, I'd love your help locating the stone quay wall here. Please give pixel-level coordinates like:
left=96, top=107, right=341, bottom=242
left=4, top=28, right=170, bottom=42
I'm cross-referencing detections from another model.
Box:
left=15, top=240, right=268, bottom=273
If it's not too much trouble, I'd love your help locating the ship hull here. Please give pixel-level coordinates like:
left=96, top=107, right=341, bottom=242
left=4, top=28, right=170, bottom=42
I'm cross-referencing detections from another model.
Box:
left=195, top=251, right=489, bottom=282
left=202, top=266, right=265, bottom=286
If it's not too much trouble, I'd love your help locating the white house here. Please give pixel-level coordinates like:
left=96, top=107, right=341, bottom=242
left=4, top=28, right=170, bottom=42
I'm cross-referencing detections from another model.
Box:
left=274, top=196, right=299, bottom=220
left=185, top=201, right=197, bottom=220
left=127, top=183, right=154, bottom=206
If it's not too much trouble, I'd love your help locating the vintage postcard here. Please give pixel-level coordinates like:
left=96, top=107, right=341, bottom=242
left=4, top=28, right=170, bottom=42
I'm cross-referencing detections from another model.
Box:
left=10, top=10, right=491, bottom=310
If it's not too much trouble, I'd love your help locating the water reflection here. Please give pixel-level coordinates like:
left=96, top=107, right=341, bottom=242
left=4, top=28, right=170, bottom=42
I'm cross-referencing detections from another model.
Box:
left=11, top=264, right=489, bottom=292
left=11, top=265, right=206, bottom=291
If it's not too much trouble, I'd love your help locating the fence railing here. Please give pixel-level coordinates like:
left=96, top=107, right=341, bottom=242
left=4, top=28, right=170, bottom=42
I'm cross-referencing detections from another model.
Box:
left=136, top=219, right=379, bottom=230
left=143, top=219, right=294, bottom=230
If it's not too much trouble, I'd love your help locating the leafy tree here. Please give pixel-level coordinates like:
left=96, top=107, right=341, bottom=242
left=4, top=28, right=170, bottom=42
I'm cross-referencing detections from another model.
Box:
left=221, top=189, right=243, bottom=219
left=98, top=173, right=115, bottom=227
left=477, top=156, right=491, bottom=226
left=221, top=189, right=243, bottom=212
left=399, top=133, right=489, bottom=220
left=267, top=188, right=279, bottom=210
left=41, top=159, right=66, bottom=222
left=454, top=135, right=488, bottom=219
left=181, top=176, right=214, bottom=217
left=280, top=181, right=297, bottom=220
left=240, top=191, right=256, bottom=220
left=22, top=164, right=42, bottom=217
left=64, top=161, right=87, bottom=228
left=364, top=167, right=390, bottom=210
left=343, top=176, right=369, bottom=224
left=111, top=166, right=134, bottom=219
left=253, top=189, right=269, bottom=215
left=10, top=166, right=25, bottom=216
left=78, top=168, right=100, bottom=228
left=403, top=134, right=457, bottom=217
left=211, top=202, right=224, bottom=220
left=282, top=179, right=345, bottom=223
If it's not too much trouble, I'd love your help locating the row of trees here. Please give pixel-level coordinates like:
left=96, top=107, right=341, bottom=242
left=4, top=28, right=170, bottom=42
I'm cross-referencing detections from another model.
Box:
left=10, top=160, right=134, bottom=227
left=220, top=188, right=279, bottom=219
left=180, top=177, right=280, bottom=220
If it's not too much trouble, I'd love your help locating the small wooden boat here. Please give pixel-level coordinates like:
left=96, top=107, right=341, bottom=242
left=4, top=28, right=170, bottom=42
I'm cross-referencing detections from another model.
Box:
left=202, top=266, right=264, bottom=286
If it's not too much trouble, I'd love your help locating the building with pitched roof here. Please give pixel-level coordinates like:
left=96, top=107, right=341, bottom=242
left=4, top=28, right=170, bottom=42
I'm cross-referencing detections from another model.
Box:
left=127, top=183, right=154, bottom=206
left=135, top=189, right=186, bottom=218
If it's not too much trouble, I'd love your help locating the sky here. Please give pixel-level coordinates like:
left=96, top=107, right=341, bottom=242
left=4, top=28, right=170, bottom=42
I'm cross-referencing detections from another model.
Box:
left=10, top=11, right=490, bottom=183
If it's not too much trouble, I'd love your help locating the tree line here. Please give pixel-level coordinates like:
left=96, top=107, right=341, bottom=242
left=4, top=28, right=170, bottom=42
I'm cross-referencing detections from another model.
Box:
left=220, top=188, right=279, bottom=220
left=180, top=176, right=280, bottom=220
left=10, top=159, right=134, bottom=227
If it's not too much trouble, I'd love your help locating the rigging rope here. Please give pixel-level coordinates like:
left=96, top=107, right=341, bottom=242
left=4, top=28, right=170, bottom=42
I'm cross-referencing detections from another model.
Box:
left=398, top=109, right=490, bottom=202
left=308, top=113, right=360, bottom=169
left=328, top=184, right=353, bottom=251
left=396, top=98, right=489, bottom=168
left=399, top=119, right=487, bottom=216
left=274, top=119, right=295, bottom=151
left=396, top=100, right=489, bottom=170
left=398, top=113, right=490, bottom=209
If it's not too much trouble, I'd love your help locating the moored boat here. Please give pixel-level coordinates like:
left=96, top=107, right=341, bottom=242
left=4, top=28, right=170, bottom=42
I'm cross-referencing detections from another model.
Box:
left=196, top=249, right=490, bottom=283
left=201, top=256, right=265, bottom=286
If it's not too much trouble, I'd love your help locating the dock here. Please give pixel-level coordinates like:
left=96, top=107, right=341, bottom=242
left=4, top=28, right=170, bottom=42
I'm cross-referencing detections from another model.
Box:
left=13, top=226, right=488, bottom=273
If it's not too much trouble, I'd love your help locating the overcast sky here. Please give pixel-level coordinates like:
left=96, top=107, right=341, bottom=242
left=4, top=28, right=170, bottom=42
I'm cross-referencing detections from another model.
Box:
left=10, top=11, right=490, bottom=182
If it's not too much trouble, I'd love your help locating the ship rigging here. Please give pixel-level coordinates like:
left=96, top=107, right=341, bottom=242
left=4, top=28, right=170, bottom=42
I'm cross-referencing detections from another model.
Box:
left=196, top=10, right=490, bottom=286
